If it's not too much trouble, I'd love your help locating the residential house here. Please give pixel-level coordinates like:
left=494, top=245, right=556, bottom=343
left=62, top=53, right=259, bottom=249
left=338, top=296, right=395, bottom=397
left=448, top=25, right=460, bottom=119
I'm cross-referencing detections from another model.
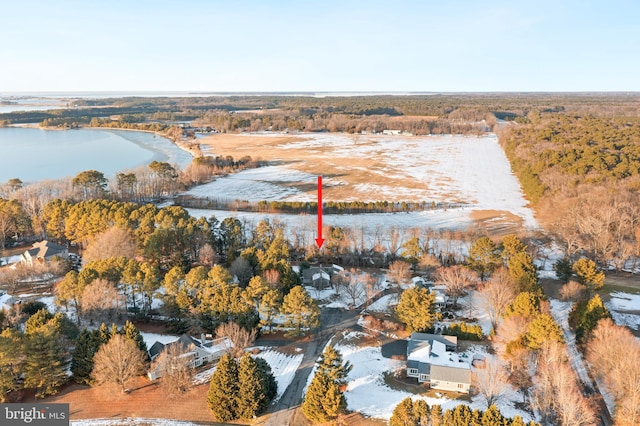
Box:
left=302, top=264, right=343, bottom=290
left=147, top=334, right=232, bottom=380
left=20, top=240, right=69, bottom=266
left=406, top=332, right=471, bottom=393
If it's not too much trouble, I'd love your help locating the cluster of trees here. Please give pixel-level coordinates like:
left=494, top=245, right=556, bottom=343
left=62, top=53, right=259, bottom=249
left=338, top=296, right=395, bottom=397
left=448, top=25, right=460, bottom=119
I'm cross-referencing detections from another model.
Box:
left=441, top=322, right=484, bottom=341
left=390, top=398, right=541, bottom=426
left=302, top=345, right=352, bottom=423
left=207, top=353, right=277, bottom=421
left=72, top=321, right=147, bottom=393
left=500, top=114, right=640, bottom=270
left=0, top=307, right=78, bottom=400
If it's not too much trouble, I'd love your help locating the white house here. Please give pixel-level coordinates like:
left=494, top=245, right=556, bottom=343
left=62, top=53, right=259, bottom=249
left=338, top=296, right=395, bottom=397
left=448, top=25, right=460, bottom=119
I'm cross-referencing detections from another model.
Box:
left=406, top=333, right=471, bottom=393
left=147, top=334, right=232, bottom=380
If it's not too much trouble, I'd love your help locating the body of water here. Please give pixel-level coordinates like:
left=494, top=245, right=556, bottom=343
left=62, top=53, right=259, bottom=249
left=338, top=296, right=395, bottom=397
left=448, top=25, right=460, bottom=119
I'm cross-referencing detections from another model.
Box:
left=0, top=127, right=193, bottom=183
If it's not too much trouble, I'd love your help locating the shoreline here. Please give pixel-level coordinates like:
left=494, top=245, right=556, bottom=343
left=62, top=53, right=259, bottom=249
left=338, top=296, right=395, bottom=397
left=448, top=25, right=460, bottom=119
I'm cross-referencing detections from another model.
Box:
left=10, top=123, right=201, bottom=161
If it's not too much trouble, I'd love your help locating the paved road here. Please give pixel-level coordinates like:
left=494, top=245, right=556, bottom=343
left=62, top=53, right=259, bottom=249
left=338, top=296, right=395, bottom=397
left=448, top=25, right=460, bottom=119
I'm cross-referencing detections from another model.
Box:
left=261, top=307, right=359, bottom=426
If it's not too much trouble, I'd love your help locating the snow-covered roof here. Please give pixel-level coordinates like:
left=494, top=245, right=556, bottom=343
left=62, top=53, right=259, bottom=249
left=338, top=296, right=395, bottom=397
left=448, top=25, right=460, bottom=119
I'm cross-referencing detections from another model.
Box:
left=0, top=293, right=16, bottom=311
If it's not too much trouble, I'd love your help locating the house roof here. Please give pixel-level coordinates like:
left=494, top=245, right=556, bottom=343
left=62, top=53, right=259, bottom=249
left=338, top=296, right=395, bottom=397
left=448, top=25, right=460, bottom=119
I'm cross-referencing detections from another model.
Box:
left=430, top=364, right=471, bottom=384
left=407, top=333, right=457, bottom=357
left=25, top=240, right=67, bottom=259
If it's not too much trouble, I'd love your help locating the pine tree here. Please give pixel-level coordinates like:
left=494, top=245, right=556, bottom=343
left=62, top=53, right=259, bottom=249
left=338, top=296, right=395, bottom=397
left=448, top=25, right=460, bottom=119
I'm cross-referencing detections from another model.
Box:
left=572, top=258, right=605, bottom=290
left=317, top=345, right=352, bottom=385
left=0, top=329, right=23, bottom=402
left=71, top=329, right=95, bottom=384
left=122, top=320, right=148, bottom=355
left=501, top=234, right=527, bottom=264
left=97, top=322, right=111, bottom=344
left=481, top=404, right=506, bottom=426
left=504, top=292, right=541, bottom=319
left=238, top=352, right=267, bottom=419
left=507, top=251, right=539, bottom=293
left=280, top=286, right=320, bottom=337
left=254, top=357, right=277, bottom=405
left=526, top=314, right=564, bottom=350
left=413, top=399, right=430, bottom=425
left=395, top=286, right=437, bottom=333
left=259, top=289, right=281, bottom=333
left=207, top=354, right=239, bottom=422
left=302, top=370, right=345, bottom=423
left=24, top=308, right=53, bottom=334
left=24, top=328, right=68, bottom=398
left=430, top=404, right=443, bottom=426
left=390, top=397, right=417, bottom=426
left=468, top=236, right=501, bottom=281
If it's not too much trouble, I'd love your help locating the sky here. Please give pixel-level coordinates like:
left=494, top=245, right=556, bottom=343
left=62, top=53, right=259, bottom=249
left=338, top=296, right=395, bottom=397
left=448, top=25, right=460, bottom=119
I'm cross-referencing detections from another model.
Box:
left=1, top=0, right=639, bottom=93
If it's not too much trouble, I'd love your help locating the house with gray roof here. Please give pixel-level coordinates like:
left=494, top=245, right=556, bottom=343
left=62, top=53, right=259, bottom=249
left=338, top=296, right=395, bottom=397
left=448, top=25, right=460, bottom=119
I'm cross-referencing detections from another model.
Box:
left=406, top=332, right=471, bottom=393
left=147, top=334, right=232, bottom=380
left=20, top=240, right=69, bottom=266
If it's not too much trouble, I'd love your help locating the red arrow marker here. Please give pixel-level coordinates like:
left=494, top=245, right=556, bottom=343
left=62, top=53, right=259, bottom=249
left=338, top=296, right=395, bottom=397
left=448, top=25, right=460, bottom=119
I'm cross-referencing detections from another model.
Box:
left=315, top=176, right=324, bottom=248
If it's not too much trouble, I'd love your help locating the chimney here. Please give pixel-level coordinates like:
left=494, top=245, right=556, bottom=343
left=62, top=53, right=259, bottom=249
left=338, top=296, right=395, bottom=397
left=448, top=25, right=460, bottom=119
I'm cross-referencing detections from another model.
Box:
left=201, top=333, right=206, bottom=345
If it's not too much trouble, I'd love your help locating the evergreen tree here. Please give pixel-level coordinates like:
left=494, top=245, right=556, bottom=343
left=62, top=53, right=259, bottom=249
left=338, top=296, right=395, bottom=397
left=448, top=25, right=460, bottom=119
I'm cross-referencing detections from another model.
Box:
left=254, top=357, right=277, bottom=405
left=396, top=286, right=437, bottom=333
left=207, top=354, right=239, bottom=422
left=259, top=289, right=281, bottom=333
left=468, top=236, right=501, bottom=281
left=0, top=329, right=23, bottom=402
left=504, top=292, right=541, bottom=319
left=553, top=257, right=574, bottom=283
left=237, top=354, right=265, bottom=419
left=430, top=404, right=443, bottom=426
left=390, top=397, right=418, bottom=426
left=501, top=234, right=527, bottom=261
left=507, top=251, right=539, bottom=293
left=71, top=329, right=95, bottom=384
left=24, top=308, right=53, bottom=334
left=302, top=370, right=345, bottom=423
left=122, top=320, right=148, bottom=355
left=280, top=286, right=320, bottom=337
left=525, top=314, right=564, bottom=350
left=97, top=322, right=111, bottom=344
left=317, top=345, right=352, bottom=385
left=481, top=404, right=506, bottom=426
left=572, top=257, right=605, bottom=290
left=569, top=294, right=611, bottom=342
left=24, top=328, right=68, bottom=398
left=413, top=399, right=430, bottom=425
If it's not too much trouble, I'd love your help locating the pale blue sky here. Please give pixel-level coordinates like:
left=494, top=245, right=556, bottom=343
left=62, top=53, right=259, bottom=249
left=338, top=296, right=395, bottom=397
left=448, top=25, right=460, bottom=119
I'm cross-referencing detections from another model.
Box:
left=1, top=0, right=639, bottom=92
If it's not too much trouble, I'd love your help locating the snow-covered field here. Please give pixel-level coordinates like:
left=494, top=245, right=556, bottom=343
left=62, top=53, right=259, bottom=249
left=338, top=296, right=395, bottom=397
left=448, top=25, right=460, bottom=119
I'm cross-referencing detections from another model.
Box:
left=185, top=133, right=538, bottom=231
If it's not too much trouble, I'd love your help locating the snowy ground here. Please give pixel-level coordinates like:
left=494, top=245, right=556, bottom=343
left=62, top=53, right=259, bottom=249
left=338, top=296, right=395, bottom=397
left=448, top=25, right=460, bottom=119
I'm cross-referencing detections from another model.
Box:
left=605, top=291, right=640, bottom=330
left=253, top=348, right=304, bottom=402
left=71, top=419, right=198, bottom=426
left=305, top=272, right=384, bottom=309
left=185, top=133, right=538, bottom=231
left=328, top=332, right=534, bottom=421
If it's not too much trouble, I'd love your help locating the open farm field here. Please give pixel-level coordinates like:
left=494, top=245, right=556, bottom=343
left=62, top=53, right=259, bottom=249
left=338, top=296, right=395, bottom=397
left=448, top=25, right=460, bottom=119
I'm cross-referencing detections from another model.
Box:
left=188, top=132, right=537, bottom=232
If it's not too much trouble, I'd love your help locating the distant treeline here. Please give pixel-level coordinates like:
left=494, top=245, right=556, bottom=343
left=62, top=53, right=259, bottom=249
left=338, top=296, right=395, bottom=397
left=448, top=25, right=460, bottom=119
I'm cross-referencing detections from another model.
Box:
left=174, top=196, right=468, bottom=214
left=4, top=93, right=640, bottom=134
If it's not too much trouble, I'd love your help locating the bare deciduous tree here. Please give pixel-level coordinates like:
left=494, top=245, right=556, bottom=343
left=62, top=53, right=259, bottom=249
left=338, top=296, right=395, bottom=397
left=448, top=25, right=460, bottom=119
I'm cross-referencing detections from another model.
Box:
left=91, top=334, right=146, bottom=393
left=151, top=342, right=195, bottom=397
left=559, top=280, right=587, bottom=302
left=81, top=279, right=125, bottom=324
left=82, top=226, right=137, bottom=264
left=480, top=267, right=516, bottom=331
left=434, top=265, right=478, bottom=308
left=387, top=260, right=411, bottom=294
left=472, top=357, right=510, bottom=408
left=216, top=321, right=255, bottom=359
left=587, top=318, right=640, bottom=426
